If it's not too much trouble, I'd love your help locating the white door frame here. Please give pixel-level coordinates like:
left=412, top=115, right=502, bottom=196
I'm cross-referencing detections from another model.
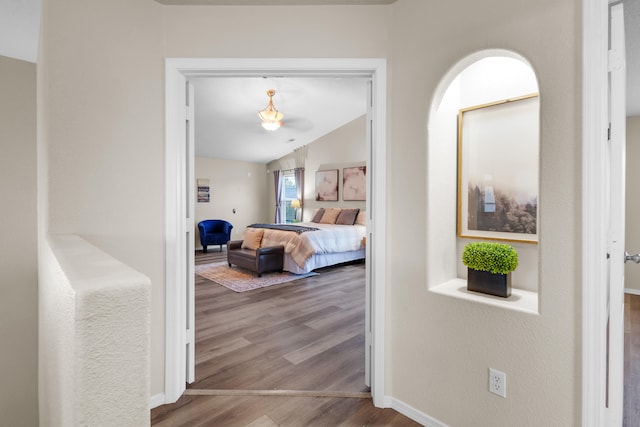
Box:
left=164, top=58, right=387, bottom=406
left=582, top=0, right=625, bottom=425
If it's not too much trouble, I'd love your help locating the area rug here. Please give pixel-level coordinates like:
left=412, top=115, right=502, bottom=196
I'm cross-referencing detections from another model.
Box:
left=194, top=262, right=317, bottom=293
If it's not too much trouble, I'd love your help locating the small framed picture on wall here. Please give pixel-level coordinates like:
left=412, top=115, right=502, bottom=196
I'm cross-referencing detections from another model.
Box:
left=197, top=178, right=210, bottom=203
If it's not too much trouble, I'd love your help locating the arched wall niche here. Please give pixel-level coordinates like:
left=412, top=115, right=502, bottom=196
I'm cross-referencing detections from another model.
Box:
left=427, top=49, right=540, bottom=311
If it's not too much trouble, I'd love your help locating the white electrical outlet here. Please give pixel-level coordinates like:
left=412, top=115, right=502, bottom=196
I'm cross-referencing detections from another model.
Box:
left=489, top=368, right=507, bottom=398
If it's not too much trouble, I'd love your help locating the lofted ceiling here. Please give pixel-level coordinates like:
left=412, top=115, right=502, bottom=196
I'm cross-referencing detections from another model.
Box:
left=191, top=76, right=369, bottom=163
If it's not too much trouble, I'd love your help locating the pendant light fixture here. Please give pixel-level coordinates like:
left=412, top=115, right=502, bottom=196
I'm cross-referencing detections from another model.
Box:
left=258, top=89, right=284, bottom=131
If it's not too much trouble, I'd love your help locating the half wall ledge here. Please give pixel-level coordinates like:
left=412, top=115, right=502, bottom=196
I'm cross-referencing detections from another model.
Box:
left=430, top=278, right=539, bottom=315
left=40, top=234, right=151, bottom=426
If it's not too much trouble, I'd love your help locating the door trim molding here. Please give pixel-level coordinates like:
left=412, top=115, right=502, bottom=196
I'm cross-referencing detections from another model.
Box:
left=163, top=58, right=387, bottom=407
left=164, top=62, right=188, bottom=404
left=582, top=0, right=609, bottom=425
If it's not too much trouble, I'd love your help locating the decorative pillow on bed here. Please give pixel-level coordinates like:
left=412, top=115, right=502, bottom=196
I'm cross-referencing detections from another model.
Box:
left=241, top=228, right=264, bottom=250
left=335, top=208, right=360, bottom=225
left=355, top=210, right=366, bottom=225
left=320, top=208, right=342, bottom=224
left=311, top=208, right=325, bottom=223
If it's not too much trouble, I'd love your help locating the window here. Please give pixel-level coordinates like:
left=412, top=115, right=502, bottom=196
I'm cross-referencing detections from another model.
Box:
left=281, top=171, right=298, bottom=223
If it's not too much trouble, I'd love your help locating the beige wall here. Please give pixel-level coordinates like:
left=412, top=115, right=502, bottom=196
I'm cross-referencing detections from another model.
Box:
left=0, top=55, right=38, bottom=426
left=194, top=157, right=269, bottom=247
left=40, top=0, right=166, bottom=394
left=389, top=0, right=579, bottom=424
left=40, top=0, right=390, bottom=401
left=161, top=5, right=391, bottom=58
left=39, top=0, right=582, bottom=424
left=626, top=116, right=640, bottom=292
left=267, top=115, right=367, bottom=221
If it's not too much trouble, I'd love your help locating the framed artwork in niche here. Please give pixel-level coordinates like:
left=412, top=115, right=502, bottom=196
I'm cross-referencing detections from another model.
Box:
left=457, top=93, right=539, bottom=243
left=343, top=166, right=366, bottom=201
left=315, top=169, right=339, bottom=201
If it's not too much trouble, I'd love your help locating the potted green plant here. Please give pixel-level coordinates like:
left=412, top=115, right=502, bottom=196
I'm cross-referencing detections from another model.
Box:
left=462, top=242, right=518, bottom=298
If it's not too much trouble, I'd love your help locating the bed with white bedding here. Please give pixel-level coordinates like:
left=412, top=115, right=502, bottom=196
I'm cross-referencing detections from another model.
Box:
left=247, top=209, right=366, bottom=274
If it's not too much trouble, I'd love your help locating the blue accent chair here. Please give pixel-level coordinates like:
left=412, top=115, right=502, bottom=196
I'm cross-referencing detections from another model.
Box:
left=198, top=219, right=233, bottom=253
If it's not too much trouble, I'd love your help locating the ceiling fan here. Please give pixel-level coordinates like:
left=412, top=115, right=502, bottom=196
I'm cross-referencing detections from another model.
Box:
left=257, top=89, right=313, bottom=133
left=258, top=89, right=283, bottom=130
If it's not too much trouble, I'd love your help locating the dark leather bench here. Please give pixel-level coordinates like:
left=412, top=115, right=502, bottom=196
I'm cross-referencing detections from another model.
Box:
left=227, top=240, right=285, bottom=277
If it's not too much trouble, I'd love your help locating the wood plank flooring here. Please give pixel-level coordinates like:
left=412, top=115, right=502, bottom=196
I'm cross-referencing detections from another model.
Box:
left=151, top=249, right=420, bottom=426
left=152, top=263, right=640, bottom=425
left=625, top=293, right=640, bottom=426
left=151, top=394, right=420, bottom=427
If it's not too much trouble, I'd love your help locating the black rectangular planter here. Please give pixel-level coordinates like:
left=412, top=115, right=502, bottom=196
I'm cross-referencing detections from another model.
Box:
left=467, top=268, right=512, bottom=298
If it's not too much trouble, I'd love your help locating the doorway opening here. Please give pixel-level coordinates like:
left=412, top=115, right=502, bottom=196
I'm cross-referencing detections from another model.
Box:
left=164, top=58, right=387, bottom=407
left=190, top=74, right=368, bottom=395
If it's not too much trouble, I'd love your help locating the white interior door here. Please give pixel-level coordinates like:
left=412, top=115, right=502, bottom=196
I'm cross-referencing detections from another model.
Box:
left=185, top=80, right=196, bottom=384
left=607, top=3, right=626, bottom=425
left=364, top=80, right=373, bottom=388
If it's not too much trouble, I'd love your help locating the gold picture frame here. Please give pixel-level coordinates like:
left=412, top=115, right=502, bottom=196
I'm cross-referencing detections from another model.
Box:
left=457, top=93, right=540, bottom=243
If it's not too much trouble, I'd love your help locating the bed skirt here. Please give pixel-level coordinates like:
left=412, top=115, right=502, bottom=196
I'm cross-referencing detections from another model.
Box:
left=284, top=248, right=366, bottom=274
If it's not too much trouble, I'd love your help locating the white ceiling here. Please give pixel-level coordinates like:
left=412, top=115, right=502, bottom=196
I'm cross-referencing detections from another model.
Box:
left=191, top=76, right=368, bottom=163
left=0, top=0, right=40, bottom=63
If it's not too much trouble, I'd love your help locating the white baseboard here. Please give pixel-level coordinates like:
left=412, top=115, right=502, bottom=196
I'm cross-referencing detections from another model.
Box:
left=384, top=395, right=448, bottom=427
left=625, top=288, right=640, bottom=296
left=151, top=390, right=444, bottom=424
left=149, top=393, right=166, bottom=410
